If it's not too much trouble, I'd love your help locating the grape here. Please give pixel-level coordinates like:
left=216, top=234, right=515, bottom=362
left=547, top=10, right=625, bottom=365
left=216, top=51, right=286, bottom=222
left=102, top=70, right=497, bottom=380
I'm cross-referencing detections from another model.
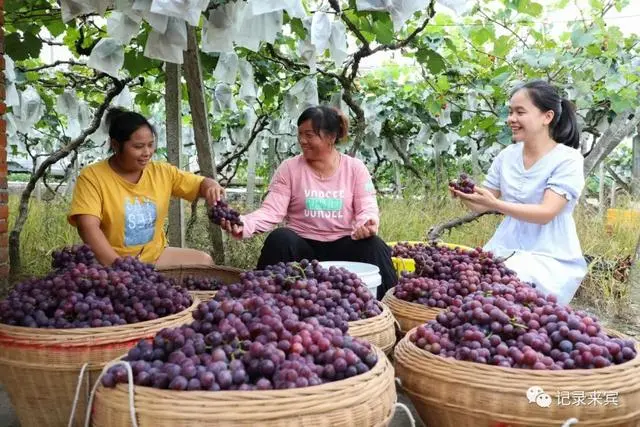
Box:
left=449, top=173, right=475, bottom=194
left=182, top=275, right=225, bottom=292
left=208, top=200, right=243, bottom=227
left=0, top=246, right=193, bottom=328
left=214, top=259, right=381, bottom=332
left=102, top=294, right=378, bottom=391
left=410, top=294, right=637, bottom=370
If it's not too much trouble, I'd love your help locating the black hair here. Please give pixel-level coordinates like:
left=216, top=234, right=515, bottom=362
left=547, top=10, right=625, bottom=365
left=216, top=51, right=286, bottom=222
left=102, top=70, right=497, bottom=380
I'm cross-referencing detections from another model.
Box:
left=105, top=107, right=156, bottom=153
left=297, top=106, right=349, bottom=144
left=511, top=80, right=580, bottom=149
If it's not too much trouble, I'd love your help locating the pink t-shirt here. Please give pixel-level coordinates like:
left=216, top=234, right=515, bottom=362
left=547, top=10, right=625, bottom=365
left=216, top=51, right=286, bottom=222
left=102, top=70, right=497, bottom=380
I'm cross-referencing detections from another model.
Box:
left=240, top=153, right=379, bottom=242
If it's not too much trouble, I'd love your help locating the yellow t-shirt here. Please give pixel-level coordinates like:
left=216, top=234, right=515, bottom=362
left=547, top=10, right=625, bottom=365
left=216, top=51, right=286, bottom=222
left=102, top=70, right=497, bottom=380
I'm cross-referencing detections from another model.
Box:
left=68, top=159, right=205, bottom=263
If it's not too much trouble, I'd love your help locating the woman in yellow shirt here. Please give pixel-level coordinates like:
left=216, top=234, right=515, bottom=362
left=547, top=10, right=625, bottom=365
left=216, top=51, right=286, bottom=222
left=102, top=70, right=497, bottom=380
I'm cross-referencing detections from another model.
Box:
left=68, top=107, right=225, bottom=267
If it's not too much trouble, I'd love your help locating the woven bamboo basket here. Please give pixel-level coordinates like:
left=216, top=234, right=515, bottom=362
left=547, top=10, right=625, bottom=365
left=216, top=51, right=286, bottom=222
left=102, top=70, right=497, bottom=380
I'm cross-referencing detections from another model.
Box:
left=394, top=327, right=640, bottom=427
left=157, top=264, right=244, bottom=301
left=347, top=302, right=397, bottom=354
left=381, top=287, right=441, bottom=334
left=0, top=299, right=199, bottom=427
left=90, top=347, right=396, bottom=427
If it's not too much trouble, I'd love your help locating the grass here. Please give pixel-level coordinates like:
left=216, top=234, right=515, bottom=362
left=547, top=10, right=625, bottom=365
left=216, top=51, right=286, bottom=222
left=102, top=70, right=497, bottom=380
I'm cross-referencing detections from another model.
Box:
left=7, top=193, right=640, bottom=321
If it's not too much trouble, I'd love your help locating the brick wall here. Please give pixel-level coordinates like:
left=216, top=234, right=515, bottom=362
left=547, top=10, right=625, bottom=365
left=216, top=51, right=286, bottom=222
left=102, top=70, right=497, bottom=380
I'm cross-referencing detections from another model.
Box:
left=0, top=0, right=8, bottom=281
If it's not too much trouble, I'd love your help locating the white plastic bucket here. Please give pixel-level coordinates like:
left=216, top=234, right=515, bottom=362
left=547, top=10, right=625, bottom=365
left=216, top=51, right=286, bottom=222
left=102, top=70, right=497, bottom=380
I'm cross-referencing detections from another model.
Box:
left=318, top=261, right=382, bottom=299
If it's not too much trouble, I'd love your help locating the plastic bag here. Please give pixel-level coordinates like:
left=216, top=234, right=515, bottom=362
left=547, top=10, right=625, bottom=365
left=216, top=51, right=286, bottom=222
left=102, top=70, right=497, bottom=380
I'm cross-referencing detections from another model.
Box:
left=213, top=52, right=239, bottom=85
left=5, top=83, right=20, bottom=108
left=297, top=37, right=317, bottom=73
left=329, top=20, right=349, bottom=67
left=78, top=102, right=93, bottom=130
left=87, top=38, right=125, bottom=77
left=4, top=55, right=16, bottom=82
left=107, top=11, right=141, bottom=45
left=132, top=0, right=168, bottom=33
left=115, top=0, right=144, bottom=23
left=213, top=83, right=237, bottom=113
left=238, top=59, right=257, bottom=103
left=144, top=19, right=187, bottom=63
left=21, top=87, right=45, bottom=127
left=311, top=12, right=331, bottom=53
left=201, top=2, right=241, bottom=53
left=150, top=0, right=208, bottom=26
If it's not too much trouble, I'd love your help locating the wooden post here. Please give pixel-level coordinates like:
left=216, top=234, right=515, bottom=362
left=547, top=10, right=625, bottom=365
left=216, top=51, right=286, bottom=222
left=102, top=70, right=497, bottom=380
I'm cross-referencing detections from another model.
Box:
left=166, top=62, right=185, bottom=247
left=632, top=128, right=640, bottom=201
left=599, top=162, right=606, bottom=217
left=183, top=26, right=225, bottom=264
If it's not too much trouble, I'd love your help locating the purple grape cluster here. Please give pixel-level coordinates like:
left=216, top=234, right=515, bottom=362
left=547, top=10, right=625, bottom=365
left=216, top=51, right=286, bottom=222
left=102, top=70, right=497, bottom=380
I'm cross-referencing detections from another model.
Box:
left=182, top=275, right=225, bottom=292
left=208, top=200, right=243, bottom=227
left=51, top=244, right=98, bottom=270
left=449, top=173, right=475, bottom=194
left=411, top=291, right=637, bottom=369
left=215, top=259, right=381, bottom=332
left=101, top=295, right=378, bottom=391
left=0, top=253, right=192, bottom=329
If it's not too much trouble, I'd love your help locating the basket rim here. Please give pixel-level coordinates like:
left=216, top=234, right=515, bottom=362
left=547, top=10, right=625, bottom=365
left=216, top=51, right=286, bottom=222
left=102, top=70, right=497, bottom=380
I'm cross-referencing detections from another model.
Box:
left=383, top=287, right=444, bottom=312
left=0, top=298, right=199, bottom=342
left=399, top=326, right=640, bottom=377
left=347, top=301, right=392, bottom=327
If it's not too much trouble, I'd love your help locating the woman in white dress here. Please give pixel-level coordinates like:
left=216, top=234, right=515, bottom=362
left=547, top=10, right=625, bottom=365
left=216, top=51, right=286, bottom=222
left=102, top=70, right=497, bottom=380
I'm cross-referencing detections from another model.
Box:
left=450, top=80, right=587, bottom=305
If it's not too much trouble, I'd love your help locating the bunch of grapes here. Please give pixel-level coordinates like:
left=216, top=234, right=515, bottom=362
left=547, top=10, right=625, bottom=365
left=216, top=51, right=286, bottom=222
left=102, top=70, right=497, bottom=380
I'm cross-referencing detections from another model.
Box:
left=101, top=295, right=379, bottom=391
left=0, top=256, right=192, bottom=328
left=182, top=275, right=225, bottom=292
left=208, top=200, right=243, bottom=227
left=411, top=292, right=637, bottom=369
left=392, top=242, right=519, bottom=286
left=215, top=259, right=381, bottom=332
left=449, top=173, right=475, bottom=194
left=51, top=244, right=98, bottom=270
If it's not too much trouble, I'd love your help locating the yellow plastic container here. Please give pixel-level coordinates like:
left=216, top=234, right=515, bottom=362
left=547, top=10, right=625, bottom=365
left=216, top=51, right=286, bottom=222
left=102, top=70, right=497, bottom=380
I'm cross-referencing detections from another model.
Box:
left=605, top=208, right=640, bottom=234
left=387, top=240, right=475, bottom=276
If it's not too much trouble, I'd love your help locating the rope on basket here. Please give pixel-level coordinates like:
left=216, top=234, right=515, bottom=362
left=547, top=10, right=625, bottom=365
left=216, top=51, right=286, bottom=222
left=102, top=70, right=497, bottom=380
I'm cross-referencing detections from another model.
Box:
left=561, top=418, right=579, bottom=427
left=83, top=361, right=138, bottom=427
left=68, top=362, right=89, bottom=427
left=393, top=402, right=417, bottom=427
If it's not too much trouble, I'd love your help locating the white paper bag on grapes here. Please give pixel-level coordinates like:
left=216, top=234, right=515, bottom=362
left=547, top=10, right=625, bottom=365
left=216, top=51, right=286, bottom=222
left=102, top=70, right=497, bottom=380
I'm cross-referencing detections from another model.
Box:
left=115, top=0, right=144, bottom=23
left=356, top=0, right=391, bottom=11
left=311, top=12, right=332, bottom=52
left=213, top=52, right=239, bottom=85
left=132, top=0, right=169, bottom=33
left=297, top=37, right=317, bottom=73
left=201, top=2, right=241, bottom=53
left=113, top=86, right=134, bottom=109
left=4, top=55, right=16, bottom=82
left=143, top=20, right=187, bottom=64
left=78, top=101, right=93, bottom=131
left=18, top=86, right=45, bottom=129
left=249, top=0, right=286, bottom=16
left=329, top=20, right=349, bottom=67
left=238, top=59, right=258, bottom=104
left=213, top=83, right=237, bottom=114
left=5, top=83, right=19, bottom=109
left=87, top=38, right=125, bottom=78
left=436, top=0, right=474, bottom=15
left=150, top=0, right=208, bottom=26
left=388, top=0, right=429, bottom=31
left=107, top=11, right=141, bottom=44
left=234, top=6, right=283, bottom=52
left=60, top=0, right=98, bottom=22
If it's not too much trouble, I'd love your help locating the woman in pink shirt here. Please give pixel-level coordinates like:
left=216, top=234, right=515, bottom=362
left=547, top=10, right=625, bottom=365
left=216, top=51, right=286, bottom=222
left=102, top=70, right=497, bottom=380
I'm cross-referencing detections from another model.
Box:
left=220, top=106, right=396, bottom=298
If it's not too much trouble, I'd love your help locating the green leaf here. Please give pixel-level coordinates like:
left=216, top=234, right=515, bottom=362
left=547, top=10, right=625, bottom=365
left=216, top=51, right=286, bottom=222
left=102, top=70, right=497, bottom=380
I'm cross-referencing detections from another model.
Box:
left=6, top=31, right=42, bottom=60
left=493, top=35, right=512, bottom=57
left=415, top=47, right=446, bottom=74
left=589, top=0, right=604, bottom=10
left=290, top=18, right=306, bottom=39
left=571, top=26, right=597, bottom=48
left=436, top=75, right=450, bottom=91
left=373, top=19, right=394, bottom=44
left=469, top=26, right=493, bottom=45
left=47, top=20, right=66, bottom=38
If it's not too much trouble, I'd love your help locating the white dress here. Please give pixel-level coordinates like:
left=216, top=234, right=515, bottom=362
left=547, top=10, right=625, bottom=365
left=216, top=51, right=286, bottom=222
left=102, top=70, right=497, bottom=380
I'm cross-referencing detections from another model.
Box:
left=482, top=142, right=588, bottom=305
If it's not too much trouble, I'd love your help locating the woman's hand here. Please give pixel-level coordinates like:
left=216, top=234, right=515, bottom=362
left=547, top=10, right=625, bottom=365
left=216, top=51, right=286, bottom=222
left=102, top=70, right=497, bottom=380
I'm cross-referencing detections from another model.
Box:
left=450, top=186, right=500, bottom=211
left=220, top=218, right=243, bottom=239
left=201, top=178, right=225, bottom=206
left=352, top=218, right=378, bottom=240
